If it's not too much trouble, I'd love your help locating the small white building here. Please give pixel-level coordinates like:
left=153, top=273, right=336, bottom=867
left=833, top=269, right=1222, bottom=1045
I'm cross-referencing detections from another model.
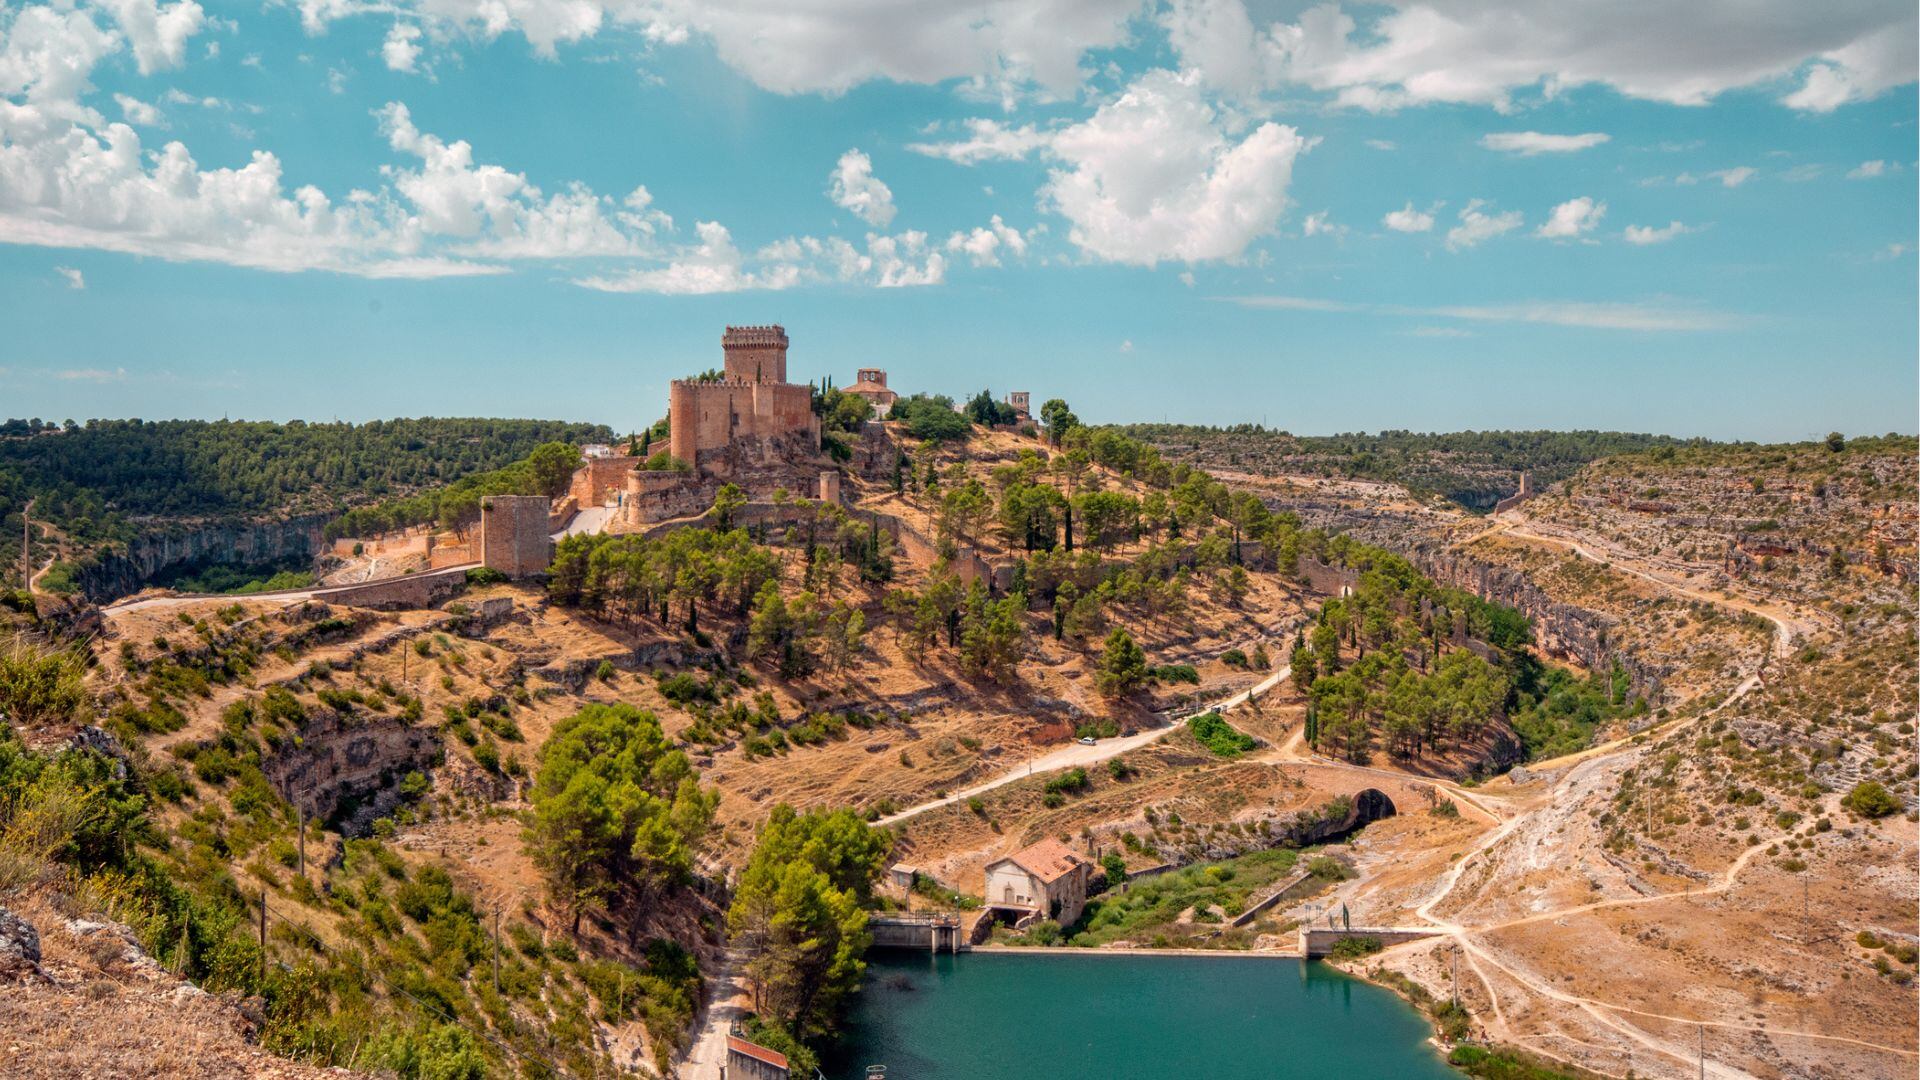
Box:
left=984, top=837, right=1091, bottom=927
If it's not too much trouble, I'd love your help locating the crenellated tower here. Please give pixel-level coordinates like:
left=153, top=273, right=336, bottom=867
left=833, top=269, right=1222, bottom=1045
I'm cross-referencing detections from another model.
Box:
left=722, top=325, right=789, bottom=384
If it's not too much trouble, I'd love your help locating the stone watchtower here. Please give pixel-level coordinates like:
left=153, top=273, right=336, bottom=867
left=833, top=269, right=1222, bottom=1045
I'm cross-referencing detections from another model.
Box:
left=722, top=325, right=789, bottom=384
left=479, top=495, right=552, bottom=578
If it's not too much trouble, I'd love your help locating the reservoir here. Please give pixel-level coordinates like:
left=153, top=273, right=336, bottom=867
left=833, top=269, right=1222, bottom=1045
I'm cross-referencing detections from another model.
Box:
left=825, top=951, right=1460, bottom=1079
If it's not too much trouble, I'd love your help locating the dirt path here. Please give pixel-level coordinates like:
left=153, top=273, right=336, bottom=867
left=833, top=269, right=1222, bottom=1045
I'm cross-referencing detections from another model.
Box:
left=874, top=664, right=1291, bottom=827
left=1376, top=511, right=1913, bottom=1078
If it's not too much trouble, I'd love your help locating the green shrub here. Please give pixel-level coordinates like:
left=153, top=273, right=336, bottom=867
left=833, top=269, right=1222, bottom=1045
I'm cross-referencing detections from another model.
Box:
left=1189, top=712, right=1256, bottom=757
left=1328, top=934, right=1383, bottom=959
left=1842, top=780, right=1901, bottom=819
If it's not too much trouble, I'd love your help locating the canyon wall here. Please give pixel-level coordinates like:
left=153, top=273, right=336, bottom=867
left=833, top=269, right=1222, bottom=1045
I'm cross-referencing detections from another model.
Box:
left=74, top=515, right=327, bottom=603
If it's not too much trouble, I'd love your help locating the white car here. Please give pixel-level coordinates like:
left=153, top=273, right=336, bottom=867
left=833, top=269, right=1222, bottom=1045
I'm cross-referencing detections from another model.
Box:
left=1077, top=736, right=1097, bottom=745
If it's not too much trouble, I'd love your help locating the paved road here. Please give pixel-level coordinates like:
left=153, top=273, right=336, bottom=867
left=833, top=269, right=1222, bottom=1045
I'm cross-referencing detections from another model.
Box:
left=102, top=562, right=478, bottom=615
left=555, top=504, right=615, bottom=539
left=679, top=951, right=747, bottom=1080
left=875, top=663, right=1291, bottom=828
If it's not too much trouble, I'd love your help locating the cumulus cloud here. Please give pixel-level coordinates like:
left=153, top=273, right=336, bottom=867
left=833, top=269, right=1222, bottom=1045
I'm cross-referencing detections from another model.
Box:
left=382, top=23, right=423, bottom=73
left=1445, top=200, right=1520, bottom=250
left=98, top=0, right=205, bottom=75
left=945, top=215, right=1028, bottom=266
left=1535, top=196, right=1605, bottom=239
left=1480, top=131, right=1609, bottom=155
left=827, top=149, right=895, bottom=228
left=53, top=265, right=84, bottom=289
left=574, top=223, right=948, bottom=293
left=1675, top=166, right=1756, bottom=187
left=355, top=0, right=1140, bottom=99
left=114, top=93, right=163, bottom=125
left=1622, top=221, right=1694, bottom=245
left=1041, top=70, right=1307, bottom=265
left=1259, top=0, right=1915, bottom=112
left=1301, top=210, right=1344, bottom=238
left=1382, top=201, right=1434, bottom=232
left=1848, top=159, right=1891, bottom=179
left=377, top=101, right=660, bottom=259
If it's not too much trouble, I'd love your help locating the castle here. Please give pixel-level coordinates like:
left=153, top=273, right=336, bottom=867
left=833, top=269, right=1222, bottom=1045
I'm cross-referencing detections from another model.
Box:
left=666, top=326, right=820, bottom=474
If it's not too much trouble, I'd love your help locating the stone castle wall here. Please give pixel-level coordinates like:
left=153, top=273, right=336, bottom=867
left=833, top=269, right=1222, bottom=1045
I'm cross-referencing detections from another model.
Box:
left=668, top=379, right=818, bottom=470
left=570, top=455, right=638, bottom=507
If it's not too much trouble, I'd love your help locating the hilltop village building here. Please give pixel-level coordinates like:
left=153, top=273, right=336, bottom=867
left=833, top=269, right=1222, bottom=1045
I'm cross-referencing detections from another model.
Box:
left=844, top=367, right=898, bottom=417
left=984, top=837, right=1093, bottom=927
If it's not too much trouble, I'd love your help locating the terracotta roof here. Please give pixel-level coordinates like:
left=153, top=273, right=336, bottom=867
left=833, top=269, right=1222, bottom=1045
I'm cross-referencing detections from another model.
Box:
left=845, top=383, right=897, bottom=399
left=995, top=837, right=1085, bottom=885
left=727, top=1035, right=789, bottom=1069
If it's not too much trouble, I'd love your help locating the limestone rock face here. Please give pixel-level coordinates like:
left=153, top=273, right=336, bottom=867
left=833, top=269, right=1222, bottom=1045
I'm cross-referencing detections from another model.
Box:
left=0, top=906, right=42, bottom=976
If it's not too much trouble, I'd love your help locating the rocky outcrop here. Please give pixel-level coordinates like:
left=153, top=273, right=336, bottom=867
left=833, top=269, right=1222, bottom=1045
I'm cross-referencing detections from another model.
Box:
left=1402, top=540, right=1667, bottom=702
left=263, top=710, right=440, bottom=835
left=74, top=514, right=327, bottom=603
left=0, top=907, right=41, bottom=978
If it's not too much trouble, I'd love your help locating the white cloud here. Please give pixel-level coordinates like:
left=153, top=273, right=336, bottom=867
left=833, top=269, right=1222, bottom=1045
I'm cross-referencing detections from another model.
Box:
left=377, top=101, right=661, bottom=259
left=1479, top=131, right=1609, bottom=155
left=1622, top=221, right=1694, bottom=245
left=114, top=93, right=163, bottom=125
left=1382, top=201, right=1434, bottom=232
left=827, top=148, right=896, bottom=228
left=1301, top=210, right=1345, bottom=238
left=1119, top=339, right=1134, bottom=352
left=1259, top=0, right=1915, bottom=112
left=53, top=265, right=84, bottom=289
left=944, top=214, right=1027, bottom=266
left=377, top=0, right=1141, bottom=99
left=98, top=0, right=205, bottom=75
left=1222, top=294, right=1734, bottom=331
left=1159, top=0, right=1267, bottom=97
left=1848, top=159, right=1891, bottom=179
left=574, top=224, right=947, bottom=293
left=906, top=118, right=1049, bottom=164
left=57, top=366, right=126, bottom=381
left=382, top=23, right=423, bottom=73
left=1364, top=138, right=1395, bottom=150
left=1041, top=69, right=1307, bottom=265
left=1178, top=270, right=1195, bottom=286
left=1444, top=200, right=1521, bottom=250
left=1535, top=196, right=1605, bottom=239
left=1676, top=166, right=1755, bottom=187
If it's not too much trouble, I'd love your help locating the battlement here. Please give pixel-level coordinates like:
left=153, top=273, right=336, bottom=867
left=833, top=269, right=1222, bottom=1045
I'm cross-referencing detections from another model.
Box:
left=671, top=377, right=764, bottom=391
left=722, top=325, right=789, bottom=347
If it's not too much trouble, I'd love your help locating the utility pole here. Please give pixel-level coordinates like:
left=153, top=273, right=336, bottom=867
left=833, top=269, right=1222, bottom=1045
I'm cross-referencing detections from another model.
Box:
left=258, top=892, right=269, bottom=982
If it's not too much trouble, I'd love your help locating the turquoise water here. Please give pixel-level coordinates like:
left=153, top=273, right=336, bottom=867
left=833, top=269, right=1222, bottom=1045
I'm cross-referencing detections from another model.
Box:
left=824, top=951, right=1459, bottom=1080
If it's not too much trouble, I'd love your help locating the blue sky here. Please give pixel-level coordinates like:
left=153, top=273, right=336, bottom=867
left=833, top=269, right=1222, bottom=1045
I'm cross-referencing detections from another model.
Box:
left=1, top=0, right=1914, bottom=440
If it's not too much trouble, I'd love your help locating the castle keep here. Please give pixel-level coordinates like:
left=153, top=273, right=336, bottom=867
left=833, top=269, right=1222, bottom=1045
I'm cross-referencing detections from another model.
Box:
left=667, top=325, right=819, bottom=474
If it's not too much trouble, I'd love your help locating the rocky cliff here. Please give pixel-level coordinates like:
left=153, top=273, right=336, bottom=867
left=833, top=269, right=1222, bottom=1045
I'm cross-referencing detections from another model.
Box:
left=74, top=515, right=327, bottom=603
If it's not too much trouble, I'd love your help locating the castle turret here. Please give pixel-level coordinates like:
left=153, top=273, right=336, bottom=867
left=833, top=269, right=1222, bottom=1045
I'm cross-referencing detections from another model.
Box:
left=668, top=380, right=699, bottom=468
left=722, top=325, right=789, bottom=384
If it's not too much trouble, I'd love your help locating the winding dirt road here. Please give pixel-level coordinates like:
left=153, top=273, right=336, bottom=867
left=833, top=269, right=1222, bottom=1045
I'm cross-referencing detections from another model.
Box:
left=874, top=663, right=1292, bottom=827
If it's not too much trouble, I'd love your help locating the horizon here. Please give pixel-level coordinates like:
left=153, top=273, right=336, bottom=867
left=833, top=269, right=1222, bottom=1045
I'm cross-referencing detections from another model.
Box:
left=4, top=410, right=1917, bottom=447
left=2, top=1, right=1915, bottom=441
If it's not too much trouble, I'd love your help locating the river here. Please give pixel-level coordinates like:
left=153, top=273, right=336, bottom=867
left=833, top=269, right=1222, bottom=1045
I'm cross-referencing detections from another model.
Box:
left=823, top=950, right=1459, bottom=1080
